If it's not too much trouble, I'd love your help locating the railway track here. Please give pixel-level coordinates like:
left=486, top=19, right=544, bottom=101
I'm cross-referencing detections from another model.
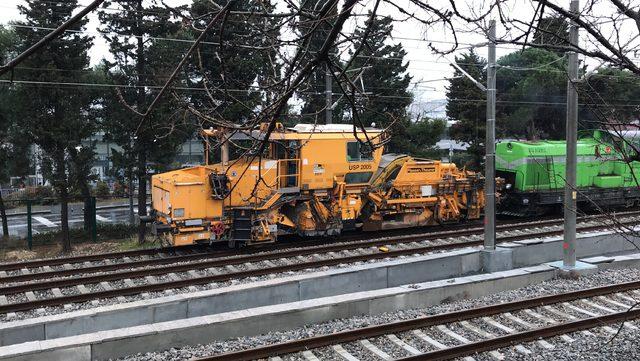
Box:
left=196, top=280, right=640, bottom=361
left=1, top=210, right=635, bottom=275
left=0, top=211, right=637, bottom=316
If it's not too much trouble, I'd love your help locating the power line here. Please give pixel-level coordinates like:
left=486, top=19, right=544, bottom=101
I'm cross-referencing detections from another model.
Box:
left=3, top=78, right=640, bottom=109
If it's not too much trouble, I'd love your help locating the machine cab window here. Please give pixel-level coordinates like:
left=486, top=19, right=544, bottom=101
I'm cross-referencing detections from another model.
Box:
left=347, top=141, right=373, bottom=162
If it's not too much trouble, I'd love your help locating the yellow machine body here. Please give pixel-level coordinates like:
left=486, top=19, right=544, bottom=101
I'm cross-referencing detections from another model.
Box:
left=151, top=124, right=487, bottom=247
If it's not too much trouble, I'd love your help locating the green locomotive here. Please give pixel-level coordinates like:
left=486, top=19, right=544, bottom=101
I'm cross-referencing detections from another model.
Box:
left=496, top=130, right=640, bottom=216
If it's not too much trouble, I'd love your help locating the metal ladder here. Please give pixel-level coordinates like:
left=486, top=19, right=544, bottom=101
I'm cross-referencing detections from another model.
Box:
left=545, top=155, right=558, bottom=190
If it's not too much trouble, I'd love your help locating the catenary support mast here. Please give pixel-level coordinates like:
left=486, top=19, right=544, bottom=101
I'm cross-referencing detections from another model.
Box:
left=484, top=20, right=497, bottom=250
left=564, top=0, right=579, bottom=267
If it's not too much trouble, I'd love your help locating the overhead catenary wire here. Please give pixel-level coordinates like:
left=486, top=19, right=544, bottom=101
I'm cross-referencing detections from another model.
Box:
left=2, top=79, right=640, bottom=109
left=0, top=0, right=106, bottom=76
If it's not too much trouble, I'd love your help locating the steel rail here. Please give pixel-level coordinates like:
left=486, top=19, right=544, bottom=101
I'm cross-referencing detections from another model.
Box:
left=0, top=219, right=547, bottom=283
left=195, top=280, right=640, bottom=361
left=1, top=209, right=636, bottom=274
left=398, top=308, right=640, bottom=360
left=2, top=211, right=633, bottom=284
left=0, top=219, right=637, bottom=313
left=1, top=218, right=634, bottom=294
left=0, top=244, right=207, bottom=272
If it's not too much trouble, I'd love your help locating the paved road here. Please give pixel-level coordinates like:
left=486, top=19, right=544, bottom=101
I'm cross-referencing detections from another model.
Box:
left=4, top=205, right=149, bottom=238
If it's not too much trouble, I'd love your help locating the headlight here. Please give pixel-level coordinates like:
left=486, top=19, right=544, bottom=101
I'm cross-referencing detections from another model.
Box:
left=506, top=183, right=512, bottom=190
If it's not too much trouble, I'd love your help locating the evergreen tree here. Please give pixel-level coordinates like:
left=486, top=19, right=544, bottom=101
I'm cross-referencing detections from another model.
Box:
left=297, top=0, right=340, bottom=124
left=496, top=48, right=567, bottom=139
left=579, top=67, right=640, bottom=126
left=0, top=25, right=18, bottom=239
left=13, top=1, right=96, bottom=252
left=446, top=49, right=486, bottom=169
left=190, top=0, right=276, bottom=124
left=406, top=118, right=447, bottom=157
left=532, top=16, right=569, bottom=52
left=347, top=15, right=413, bottom=153
left=99, top=0, right=191, bottom=243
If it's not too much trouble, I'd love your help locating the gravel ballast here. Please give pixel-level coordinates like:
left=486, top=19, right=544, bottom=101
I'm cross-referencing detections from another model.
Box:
left=116, top=268, right=640, bottom=361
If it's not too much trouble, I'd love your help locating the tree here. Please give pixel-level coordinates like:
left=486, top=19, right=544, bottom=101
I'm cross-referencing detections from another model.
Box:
left=496, top=48, right=567, bottom=139
left=297, top=0, right=340, bottom=124
left=100, top=0, right=192, bottom=243
left=446, top=49, right=486, bottom=169
left=532, top=16, right=569, bottom=52
left=406, top=118, right=447, bottom=157
left=346, top=15, right=413, bottom=153
left=13, top=1, right=96, bottom=252
left=189, top=0, right=276, bottom=125
left=0, top=25, right=19, bottom=239
left=580, top=67, right=640, bottom=127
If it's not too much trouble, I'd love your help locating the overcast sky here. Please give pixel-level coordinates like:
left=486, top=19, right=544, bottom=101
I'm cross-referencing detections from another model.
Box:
left=0, top=0, right=604, bottom=118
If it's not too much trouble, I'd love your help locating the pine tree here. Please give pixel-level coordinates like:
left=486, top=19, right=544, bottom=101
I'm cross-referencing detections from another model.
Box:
left=0, top=25, right=18, bottom=239
left=13, top=1, right=96, bottom=252
left=496, top=48, right=567, bottom=139
left=446, top=49, right=486, bottom=169
left=297, top=0, right=340, bottom=124
left=532, top=16, right=569, bottom=52
left=99, top=0, right=191, bottom=243
left=347, top=15, right=413, bottom=153
left=190, top=0, right=276, bottom=124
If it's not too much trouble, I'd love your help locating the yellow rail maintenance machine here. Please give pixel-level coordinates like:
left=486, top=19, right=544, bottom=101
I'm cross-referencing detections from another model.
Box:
left=149, top=123, right=487, bottom=247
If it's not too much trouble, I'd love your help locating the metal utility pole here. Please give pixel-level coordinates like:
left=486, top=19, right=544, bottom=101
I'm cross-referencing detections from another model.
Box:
left=484, top=20, right=497, bottom=250
left=564, top=0, right=579, bottom=268
left=220, top=133, right=229, bottom=166
left=325, top=63, right=333, bottom=124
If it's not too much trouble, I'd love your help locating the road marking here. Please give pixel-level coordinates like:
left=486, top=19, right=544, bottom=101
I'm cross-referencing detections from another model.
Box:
left=96, top=214, right=111, bottom=222
left=34, top=216, right=56, bottom=227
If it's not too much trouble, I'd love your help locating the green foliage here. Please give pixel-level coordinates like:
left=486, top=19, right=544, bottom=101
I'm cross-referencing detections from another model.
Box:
left=99, top=1, right=192, bottom=180
left=496, top=48, right=567, bottom=139
left=3, top=186, right=56, bottom=208
left=190, top=0, right=276, bottom=124
left=345, top=15, right=413, bottom=153
left=406, top=118, right=447, bottom=157
left=580, top=67, right=640, bottom=125
left=0, top=26, right=29, bottom=185
left=297, top=0, right=341, bottom=124
left=31, top=223, right=137, bottom=246
left=94, top=181, right=111, bottom=198
left=446, top=49, right=486, bottom=169
left=99, top=0, right=195, bottom=243
left=11, top=1, right=97, bottom=250
left=532, top=16, right=569, bottom=52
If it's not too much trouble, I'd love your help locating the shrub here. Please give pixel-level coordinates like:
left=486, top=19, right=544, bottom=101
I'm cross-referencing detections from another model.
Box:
left=94, top=181, right=111, bottom=198
left=31, top=223, right=138, bottom=246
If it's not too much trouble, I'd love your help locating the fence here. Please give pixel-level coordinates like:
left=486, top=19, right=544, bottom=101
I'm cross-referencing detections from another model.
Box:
left=0, top=191, right=147, bottom=250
